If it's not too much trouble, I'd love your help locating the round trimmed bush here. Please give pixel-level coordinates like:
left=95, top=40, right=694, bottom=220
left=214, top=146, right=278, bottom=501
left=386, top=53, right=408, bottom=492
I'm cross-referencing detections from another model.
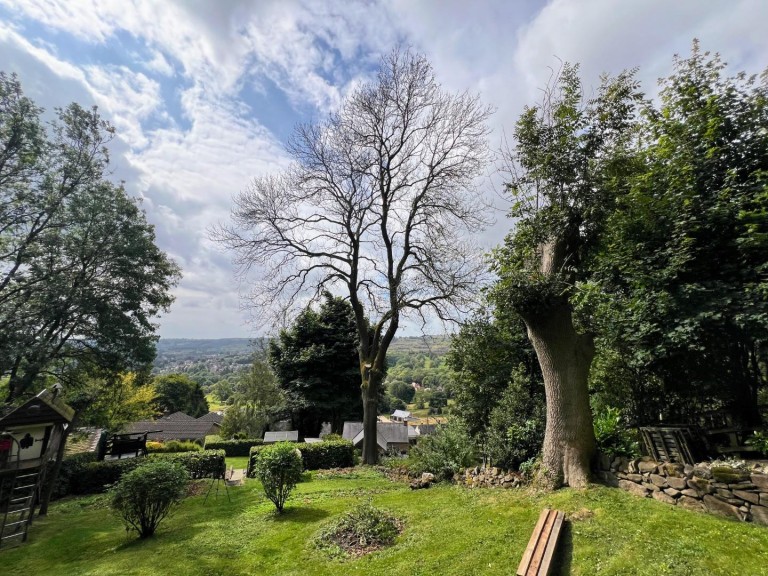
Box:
left=253, top=442, right=303, bottom=513
left=110, top=460, right=189, bottom=538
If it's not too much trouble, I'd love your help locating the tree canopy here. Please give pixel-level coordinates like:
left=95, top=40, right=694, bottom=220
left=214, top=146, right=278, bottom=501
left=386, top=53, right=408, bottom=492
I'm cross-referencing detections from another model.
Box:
left=153, top=373, right=209, bottom=417
left=0, top=72, right=180, bottom=400
left=269, top=293, right=362, bottom=436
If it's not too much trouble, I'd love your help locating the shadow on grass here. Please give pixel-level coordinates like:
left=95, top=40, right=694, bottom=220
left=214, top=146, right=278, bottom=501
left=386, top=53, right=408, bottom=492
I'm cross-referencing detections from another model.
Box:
left=267, top=506, right=330, bottom=525
left=554, top=520, right=573, bottom=576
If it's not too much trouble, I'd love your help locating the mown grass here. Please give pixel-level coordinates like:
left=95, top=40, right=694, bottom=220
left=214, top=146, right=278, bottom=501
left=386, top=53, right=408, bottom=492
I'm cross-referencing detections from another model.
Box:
left=4, top=469, right=768, bottom=575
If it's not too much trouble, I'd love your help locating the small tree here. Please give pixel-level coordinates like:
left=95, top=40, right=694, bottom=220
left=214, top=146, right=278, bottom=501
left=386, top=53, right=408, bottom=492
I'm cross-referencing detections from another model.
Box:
left=253, top=442, right=303, bottom=513
left=110, top=460, right=189, bottom=539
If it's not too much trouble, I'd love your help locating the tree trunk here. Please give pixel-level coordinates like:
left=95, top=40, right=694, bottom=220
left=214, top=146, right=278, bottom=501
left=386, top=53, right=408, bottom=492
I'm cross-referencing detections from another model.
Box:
left=522, top=300, right=595, bottom=488
left=38, top=423, right=71, bottom=516
left=361, top=370, right=381, bottom=465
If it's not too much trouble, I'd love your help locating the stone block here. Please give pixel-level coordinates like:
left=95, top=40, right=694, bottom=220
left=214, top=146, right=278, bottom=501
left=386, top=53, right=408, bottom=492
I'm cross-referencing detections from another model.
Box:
left=602, top=472, right=619, bottom=488
left=625, top=473, right=643, bottom=483
left=619, top=479, right=649, bottom=498
left=678, top=496, right=705, bottom=511
left=687, top=477, right=712, bottom=495
left=692, top=466, right=712, bottom=479
left=683, top=464, right=695, bottom=477
left=638, top=460, right=658, bottom=474
left=652, top=491, right=676, bottom=505
left=751, top=474, right=768, bottom=492
left=750, top=505, right=768, bottom=526
left=650, top=473, right=667, bottom=487
left=642, top=482, right=660, bottom=492
left=760, top=493, right=768, bottom=507
left=681, top=489, right=700, bottom=498
left=662, top=462, right=685, bottom=477
left=733, top=489, right=760, bottom=505
left=716, top=488, right=734, bottom=500
left=703, top=495, right=742, bottom=520
left=664, top=488, right=681, bottom=498
left=667, top=477, right=687, bottom=490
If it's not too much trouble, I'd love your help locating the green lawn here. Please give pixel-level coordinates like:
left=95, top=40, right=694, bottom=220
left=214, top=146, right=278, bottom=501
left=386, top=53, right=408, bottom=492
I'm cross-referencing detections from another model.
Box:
left=4, top=469, right=768, bottom=575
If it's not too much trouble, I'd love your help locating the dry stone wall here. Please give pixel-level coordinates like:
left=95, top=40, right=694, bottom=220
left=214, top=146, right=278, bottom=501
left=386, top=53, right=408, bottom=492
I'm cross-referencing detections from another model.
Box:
left=458, top=466, right=524, bottom=488
left=596, top=454, right=768, bottom=526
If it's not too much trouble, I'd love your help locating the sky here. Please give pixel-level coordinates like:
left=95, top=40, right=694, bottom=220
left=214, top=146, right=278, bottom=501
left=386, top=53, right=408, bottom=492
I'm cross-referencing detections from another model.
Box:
left=1, top=0, right=766, bottom=339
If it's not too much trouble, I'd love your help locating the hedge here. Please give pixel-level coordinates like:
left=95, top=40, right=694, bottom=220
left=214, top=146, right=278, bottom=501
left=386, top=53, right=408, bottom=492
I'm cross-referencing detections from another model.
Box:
left=205, top=438, right=263, bottom=457
left=146, top=440, right=203, bottom=453
left=49, top=450, right=226, bottom=498
left=247, top=440, right=354, bottom=477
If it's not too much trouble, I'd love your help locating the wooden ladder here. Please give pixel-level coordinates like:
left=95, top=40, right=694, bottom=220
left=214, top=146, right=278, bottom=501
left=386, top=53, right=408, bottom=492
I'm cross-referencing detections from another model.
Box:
left=517, top=508, right=565, bottom=576
left=0, top=468, right=40, bottom=548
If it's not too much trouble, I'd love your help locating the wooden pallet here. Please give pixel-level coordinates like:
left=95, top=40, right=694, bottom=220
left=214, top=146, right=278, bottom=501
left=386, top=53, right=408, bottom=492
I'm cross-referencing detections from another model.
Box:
left=517, top=508, right=565, bottom=576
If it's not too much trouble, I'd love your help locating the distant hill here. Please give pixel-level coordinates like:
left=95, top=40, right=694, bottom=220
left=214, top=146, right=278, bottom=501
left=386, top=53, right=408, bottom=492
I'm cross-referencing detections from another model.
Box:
left=156, top=338, right=266, bottom=359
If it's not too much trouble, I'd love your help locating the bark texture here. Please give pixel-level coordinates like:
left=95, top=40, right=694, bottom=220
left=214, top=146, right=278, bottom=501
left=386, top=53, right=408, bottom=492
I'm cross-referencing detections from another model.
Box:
left=523, top=300, right=595, bottom=488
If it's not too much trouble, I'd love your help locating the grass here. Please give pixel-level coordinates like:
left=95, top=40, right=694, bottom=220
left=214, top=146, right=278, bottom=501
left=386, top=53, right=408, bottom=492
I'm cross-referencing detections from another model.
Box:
left=4, top=469, right=768, bottom=575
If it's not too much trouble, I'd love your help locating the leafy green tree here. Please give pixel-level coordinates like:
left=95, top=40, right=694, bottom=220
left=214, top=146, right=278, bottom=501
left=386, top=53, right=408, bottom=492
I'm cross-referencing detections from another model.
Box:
left=582, top=43, right=768, bottom=427
left=388, top=380, right=415, bottom=404
left=252, top=442, right=303, bottom=513
left=447, top=308, right=543, bottom=455
left=0, top=72, right=180, bottom=400
left=219, top=359, right=284, bottom=439
left=492, top=63, right=643, bottom=487
left=76, top=372, right=158, bottom=430
left=218, top=49, right=492, bottom=464
left=110, top=460, right=188, bottom=538
left=269, top=293, right=362, bottom=436
left=153, top=374, right=209, bottom=417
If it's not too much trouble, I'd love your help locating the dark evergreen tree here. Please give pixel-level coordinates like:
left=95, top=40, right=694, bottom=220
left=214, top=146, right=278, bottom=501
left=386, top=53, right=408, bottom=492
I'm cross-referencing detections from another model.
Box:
left=268, top=293, right=362, bottom=436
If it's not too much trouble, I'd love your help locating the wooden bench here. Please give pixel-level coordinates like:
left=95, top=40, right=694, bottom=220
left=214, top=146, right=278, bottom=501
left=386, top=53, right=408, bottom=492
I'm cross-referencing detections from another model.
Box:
left=104, top=432, right=154, bottom=459
left=517, top=508, right=565, bottom=576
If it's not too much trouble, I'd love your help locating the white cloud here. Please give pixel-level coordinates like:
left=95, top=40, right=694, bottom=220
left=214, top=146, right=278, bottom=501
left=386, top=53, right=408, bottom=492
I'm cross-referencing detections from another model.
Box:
left=2, top=0, right=767, bottom=338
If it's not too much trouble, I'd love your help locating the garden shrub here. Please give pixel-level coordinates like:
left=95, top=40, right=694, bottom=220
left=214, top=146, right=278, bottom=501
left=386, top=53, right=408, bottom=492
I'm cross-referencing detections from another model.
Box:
left=205, top=438, right=263, bottom=457
left=410, top=419, right=475, bottom=480
left=747, top=431, right=768, bottom=456
left=315, top=501, right=401, bottom=558
left=150, top=450, right=226, bottom=479
left=252, top=442, right=303, bottom=513
left=247, top=440, right=353, bottom=477
left=146, top=440, right=202, bottom=453
left=593, top=406, right=639, bottom=458
left=110, top=460, right=189, bottom=538
left=68, top=458, right=143, bottom=495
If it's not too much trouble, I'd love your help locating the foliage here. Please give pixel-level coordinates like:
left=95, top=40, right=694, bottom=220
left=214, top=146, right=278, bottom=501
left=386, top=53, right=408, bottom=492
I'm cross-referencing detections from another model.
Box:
left=204, top=438, right=263, bottom=457
left=0, top=73, right=180, bottom=400
left=251, top=442, right=303, bottom=513
left=248, top=439, right=354, bottom=476
left=746, top=431, right=768, bottom=456
left=146, top=440, right=202, bottom=453
left=485, top=367, right=546, bottom=469
left=109, top=460, right=189, bottom=539
left=219, top=359, right=284, bottom=439
left=74, top=372, right=158, bottom=431
left=388, top=380, right=415, bottom=404
left=268, top=293, right=361, bottom=437
left=153, top=373, right=209, bottom=417
left=314, top=501, right=401, bottom=558
left=66, top=458, right=143, bottom=496
left=592, top=407, right=640, bottom=458
left=581, top=42, right=768, bottom=427
left=149, top=449, right=226, bottom=480
left=409, top=419, right=475, bottom=480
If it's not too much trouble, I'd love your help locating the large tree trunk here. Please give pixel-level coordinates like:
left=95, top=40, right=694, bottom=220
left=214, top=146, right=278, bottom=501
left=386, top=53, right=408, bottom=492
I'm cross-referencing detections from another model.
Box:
left=522, top=299, right=595, bottom=489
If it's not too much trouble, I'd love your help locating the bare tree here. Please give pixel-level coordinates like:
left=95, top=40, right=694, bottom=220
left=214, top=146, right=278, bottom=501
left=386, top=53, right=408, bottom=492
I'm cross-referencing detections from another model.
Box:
left=216, top=49, right=493, bottom=464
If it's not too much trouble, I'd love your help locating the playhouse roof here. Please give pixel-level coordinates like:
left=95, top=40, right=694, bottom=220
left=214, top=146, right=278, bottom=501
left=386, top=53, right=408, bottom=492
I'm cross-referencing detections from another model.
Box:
left=0, top=388, right=75, bottom=429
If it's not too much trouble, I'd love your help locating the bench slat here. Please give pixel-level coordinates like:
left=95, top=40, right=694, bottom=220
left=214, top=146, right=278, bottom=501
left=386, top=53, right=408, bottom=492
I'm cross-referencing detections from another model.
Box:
left=517, top=508, right=565, bottom=576
left=517, top=509, right=551, bottom=575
